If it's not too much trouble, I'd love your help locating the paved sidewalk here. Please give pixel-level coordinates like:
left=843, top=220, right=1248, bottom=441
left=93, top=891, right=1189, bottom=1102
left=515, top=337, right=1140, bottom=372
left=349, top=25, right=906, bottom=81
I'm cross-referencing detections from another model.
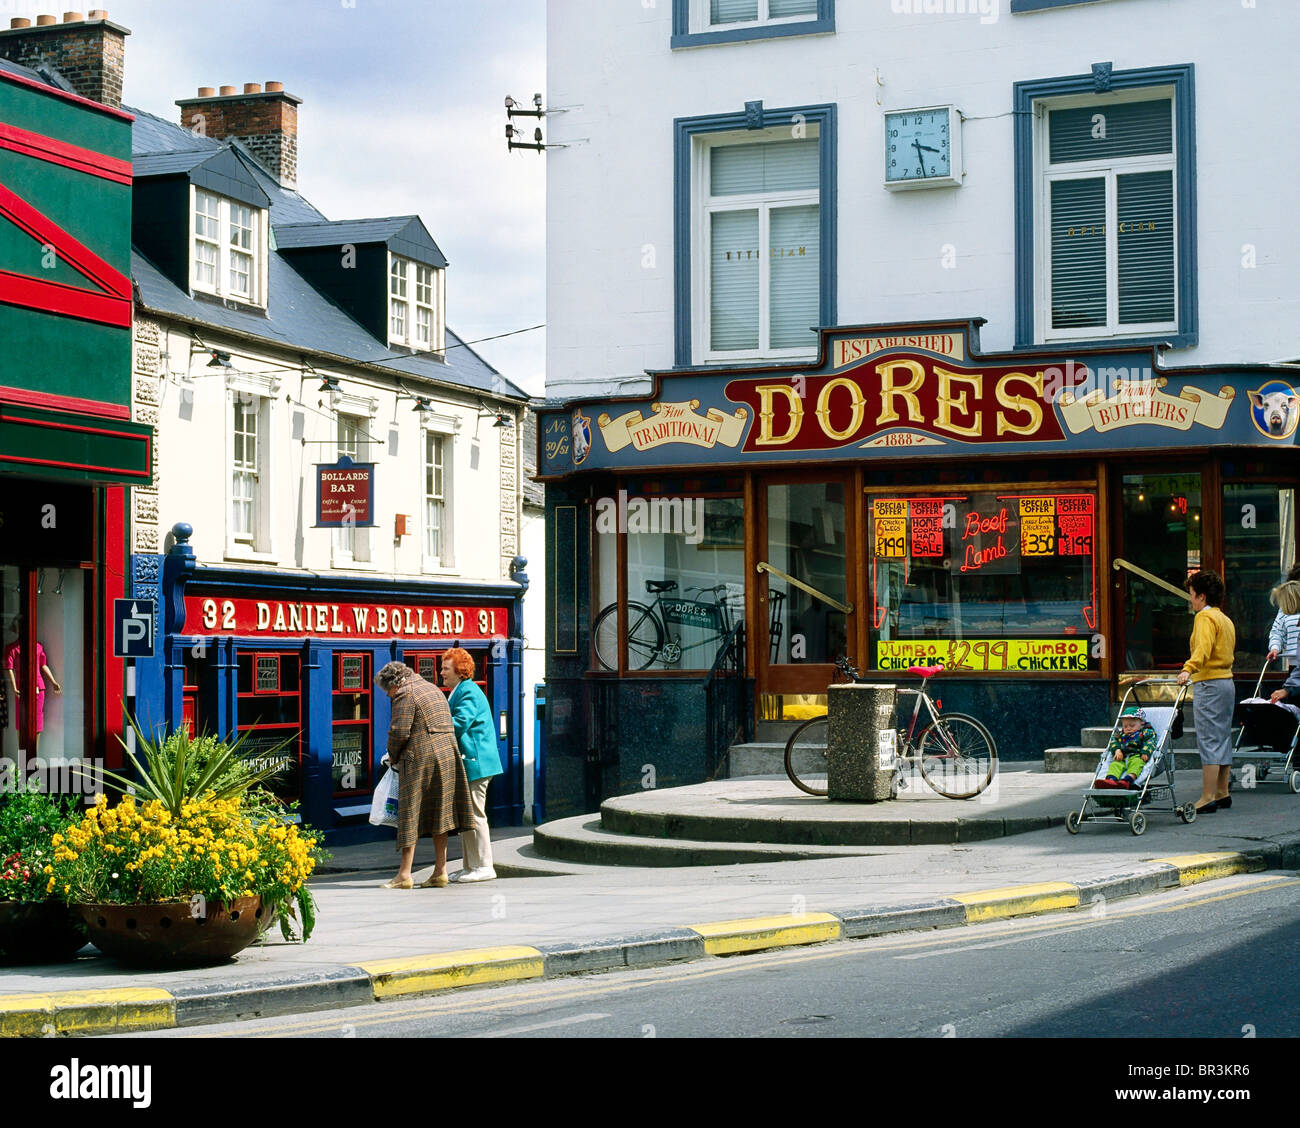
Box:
left=2, top=772, right=1298, bottom=1035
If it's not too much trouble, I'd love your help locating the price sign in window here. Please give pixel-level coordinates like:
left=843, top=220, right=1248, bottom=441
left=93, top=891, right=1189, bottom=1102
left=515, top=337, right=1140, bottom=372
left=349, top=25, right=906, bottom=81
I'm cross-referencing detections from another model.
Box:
left=870, top=491, right=1098, bottom=673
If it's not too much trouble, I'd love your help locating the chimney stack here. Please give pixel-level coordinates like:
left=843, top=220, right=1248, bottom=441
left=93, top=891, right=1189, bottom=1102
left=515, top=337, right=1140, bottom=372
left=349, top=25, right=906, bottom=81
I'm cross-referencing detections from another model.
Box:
left=176, top=82, right=302, bottom=190
left=0, top=10, right=129, bottom=109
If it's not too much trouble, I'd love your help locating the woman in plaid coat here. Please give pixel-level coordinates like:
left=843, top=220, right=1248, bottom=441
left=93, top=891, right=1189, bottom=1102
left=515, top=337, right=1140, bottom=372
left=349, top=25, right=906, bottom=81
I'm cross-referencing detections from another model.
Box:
left=376, top=661, right=474, bottom=889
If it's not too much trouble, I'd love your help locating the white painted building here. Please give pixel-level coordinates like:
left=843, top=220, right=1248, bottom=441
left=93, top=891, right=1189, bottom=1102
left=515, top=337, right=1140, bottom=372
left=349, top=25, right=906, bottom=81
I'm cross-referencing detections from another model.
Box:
left=537, top=0, right=1300, bottom=817
left=124, top=83, right=532, bottom=836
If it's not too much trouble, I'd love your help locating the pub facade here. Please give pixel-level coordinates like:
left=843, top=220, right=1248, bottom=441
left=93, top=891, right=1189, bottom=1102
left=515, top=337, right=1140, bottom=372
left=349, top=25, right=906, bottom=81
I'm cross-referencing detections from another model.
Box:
left=539, top=1, right=1300, bottom=817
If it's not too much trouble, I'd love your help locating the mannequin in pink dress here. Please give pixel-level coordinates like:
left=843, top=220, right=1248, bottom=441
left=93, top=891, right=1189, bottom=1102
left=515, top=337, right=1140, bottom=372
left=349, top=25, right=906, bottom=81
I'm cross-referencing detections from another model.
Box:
left=3, top=641, right=62, bottom=752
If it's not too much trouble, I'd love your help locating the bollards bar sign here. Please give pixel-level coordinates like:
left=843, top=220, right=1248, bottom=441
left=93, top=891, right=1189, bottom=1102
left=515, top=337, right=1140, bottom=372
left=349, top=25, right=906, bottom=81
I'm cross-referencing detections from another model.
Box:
left=315, top=455, right=375, bottom=527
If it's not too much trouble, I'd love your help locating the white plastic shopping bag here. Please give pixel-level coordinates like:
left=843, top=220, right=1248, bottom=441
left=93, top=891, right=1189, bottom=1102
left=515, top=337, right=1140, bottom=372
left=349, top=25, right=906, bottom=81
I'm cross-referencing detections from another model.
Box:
left=368, top=767, right=400, bottom=828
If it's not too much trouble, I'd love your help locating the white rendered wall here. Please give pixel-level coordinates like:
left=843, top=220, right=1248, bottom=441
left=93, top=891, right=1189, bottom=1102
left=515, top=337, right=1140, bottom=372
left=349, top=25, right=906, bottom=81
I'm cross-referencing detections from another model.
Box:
left=546, top=0, right=1300, bottom=398
left=138, top=320, right=513, bottom=588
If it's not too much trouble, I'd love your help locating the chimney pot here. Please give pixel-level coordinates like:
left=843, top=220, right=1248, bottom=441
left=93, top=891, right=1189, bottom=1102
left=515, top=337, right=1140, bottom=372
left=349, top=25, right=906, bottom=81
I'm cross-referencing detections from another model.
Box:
left=265, top=81, right=284, bottom=92
left=36, top=15, right=59, bottom=25
left=9, top=17, right=32, bottom=27
left=219, top=85, right=236, bottom=96
left=243, top=82, right=262, bottom=94
left=197, top=86, right=215, bottom=97
left=62, top=11, right=85, bottom=22
left=88, top=8, right=108, bottom=17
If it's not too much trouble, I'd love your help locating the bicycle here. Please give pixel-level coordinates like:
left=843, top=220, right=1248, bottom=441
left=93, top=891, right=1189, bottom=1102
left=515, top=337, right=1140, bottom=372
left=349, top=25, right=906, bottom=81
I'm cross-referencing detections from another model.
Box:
left=593, top=580, right=738, bottom=671
left=784, top=657, right=998, bottom=799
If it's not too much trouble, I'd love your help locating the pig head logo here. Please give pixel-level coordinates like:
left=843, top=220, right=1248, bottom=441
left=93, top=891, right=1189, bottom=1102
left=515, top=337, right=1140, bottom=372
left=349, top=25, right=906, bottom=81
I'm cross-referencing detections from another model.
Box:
left=1248, top=383, right=1300, bottom=440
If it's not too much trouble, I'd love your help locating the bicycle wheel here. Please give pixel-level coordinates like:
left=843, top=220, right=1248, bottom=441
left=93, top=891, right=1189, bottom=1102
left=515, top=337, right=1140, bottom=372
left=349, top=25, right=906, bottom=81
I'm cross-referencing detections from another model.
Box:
left=785, top=715, right=829, bottom=796
left=592, top=601, right=663, bottom=671
left=917, top=714, right=997, bottom=799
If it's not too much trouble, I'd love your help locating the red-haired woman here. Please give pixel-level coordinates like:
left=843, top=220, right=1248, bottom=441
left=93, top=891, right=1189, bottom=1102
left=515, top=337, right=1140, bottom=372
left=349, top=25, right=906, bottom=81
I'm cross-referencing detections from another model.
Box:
left=441, top=647, right=503, bottom=881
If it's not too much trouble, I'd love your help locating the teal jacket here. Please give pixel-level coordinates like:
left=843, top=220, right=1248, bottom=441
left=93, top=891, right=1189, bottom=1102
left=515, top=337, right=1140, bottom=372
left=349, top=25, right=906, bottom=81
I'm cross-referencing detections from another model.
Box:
left=449, top=678, right=502, bottom=782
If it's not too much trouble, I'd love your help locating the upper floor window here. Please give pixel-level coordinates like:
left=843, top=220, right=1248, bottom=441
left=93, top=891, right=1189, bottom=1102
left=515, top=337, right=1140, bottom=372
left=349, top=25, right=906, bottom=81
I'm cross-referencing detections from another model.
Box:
left=1039, top=95, right=1175, bottom=341
left=424, top=430, right=453, bottom=568
left=673, top=0, right=832, bottom=47
left=389, top=255, right=444, bottom=354
left=697, top=132, right=821, bottom=362
left=227, top=388, right=275, bottom=557
left=334, top=414, right=371, bottom=564
left=231, top=397, right=259, bottom=545
left=193, top=188, right=266, bottom=306
left=675, top=105, right=836, bottom=367
left=1014, top=65, right=1196, bottom=349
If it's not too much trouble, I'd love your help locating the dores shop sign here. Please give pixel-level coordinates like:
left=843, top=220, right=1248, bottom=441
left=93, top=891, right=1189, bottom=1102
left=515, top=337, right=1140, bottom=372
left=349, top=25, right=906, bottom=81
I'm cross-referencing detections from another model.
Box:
left=183, top=595, right=508, bottom=639
left=536, top=322, right=1300, bottom=475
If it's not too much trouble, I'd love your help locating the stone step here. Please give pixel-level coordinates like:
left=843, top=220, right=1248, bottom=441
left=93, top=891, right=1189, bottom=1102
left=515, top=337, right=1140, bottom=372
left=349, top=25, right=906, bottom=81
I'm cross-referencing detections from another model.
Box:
left=1080, top=725, right=1198, bottom=749
left=754, top=719, right=809, bottom=742
left=1045, top=746, right=1203, bottom=773
left=724, top=742, right=826, bottom=778
left=532, top=815, right=876, bottom=867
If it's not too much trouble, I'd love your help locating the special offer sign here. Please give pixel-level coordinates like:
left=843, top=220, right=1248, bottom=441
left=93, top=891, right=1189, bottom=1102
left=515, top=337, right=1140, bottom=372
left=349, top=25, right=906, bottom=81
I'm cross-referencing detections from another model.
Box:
left=316, top=458, right=375, bottom=527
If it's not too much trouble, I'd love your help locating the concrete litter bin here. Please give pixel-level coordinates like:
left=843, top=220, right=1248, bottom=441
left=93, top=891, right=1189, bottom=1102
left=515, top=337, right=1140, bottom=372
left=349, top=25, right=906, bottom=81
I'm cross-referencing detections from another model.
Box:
left=827, top=682, right=898, bottom=802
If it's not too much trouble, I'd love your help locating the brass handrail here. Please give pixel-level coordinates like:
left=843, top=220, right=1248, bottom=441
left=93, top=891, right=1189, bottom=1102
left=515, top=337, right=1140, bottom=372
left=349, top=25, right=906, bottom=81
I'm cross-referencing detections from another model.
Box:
left=756, top=561, right=854, bottom=615
left=1112, top=557, right=1193, bottom=603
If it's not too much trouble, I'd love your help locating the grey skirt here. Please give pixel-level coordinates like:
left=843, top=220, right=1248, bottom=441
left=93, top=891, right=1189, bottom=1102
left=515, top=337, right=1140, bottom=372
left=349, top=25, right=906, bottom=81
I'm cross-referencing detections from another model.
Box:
left=1191, top=677, right=1235, bottom=766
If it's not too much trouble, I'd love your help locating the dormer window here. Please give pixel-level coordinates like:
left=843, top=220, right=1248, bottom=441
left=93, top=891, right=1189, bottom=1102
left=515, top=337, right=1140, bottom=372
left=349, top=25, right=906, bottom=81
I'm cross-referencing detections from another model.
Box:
left=192, top=187, right=267, bottom=307
left=388, top=254, right=443, bottom=354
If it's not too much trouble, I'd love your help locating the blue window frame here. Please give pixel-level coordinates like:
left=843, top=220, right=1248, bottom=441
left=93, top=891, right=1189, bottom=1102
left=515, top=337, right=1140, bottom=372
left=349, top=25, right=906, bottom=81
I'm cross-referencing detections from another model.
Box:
left=671, top=0, right=834, bottom=49
left=674, top=103, right=837, bottom=368
left=1013, top=64, right=1196, bottom=351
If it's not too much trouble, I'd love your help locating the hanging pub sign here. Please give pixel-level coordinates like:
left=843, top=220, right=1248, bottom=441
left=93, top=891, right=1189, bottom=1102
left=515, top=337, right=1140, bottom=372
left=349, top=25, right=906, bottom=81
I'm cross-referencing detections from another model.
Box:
left=315, top=456, right=375, bottom=527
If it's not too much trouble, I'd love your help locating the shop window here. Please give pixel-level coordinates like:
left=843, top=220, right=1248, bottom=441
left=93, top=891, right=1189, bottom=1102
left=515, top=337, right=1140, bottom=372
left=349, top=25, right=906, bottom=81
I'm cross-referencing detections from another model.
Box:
left=0, top=566, right=85, bottom=765
left=1223, top=483, right=1297, bottom=672
left=675, top=105, right=836, bottom=367
left=672, top=0, right=833, bottom=48
left=594, top=487, right=747, bottom=672
left=332, top=652, right=372, bottom=798
left=767, top=483, right=846, bottom=666
left=405, top=650, right=490, bottom=698
left=1014, top=65, right=1196, bottom=348
left=1119, top=473, right=1200, bottom=671
left=235, top=650, right=301, bottom=803
left=869, top=488, right=1099, bottom=674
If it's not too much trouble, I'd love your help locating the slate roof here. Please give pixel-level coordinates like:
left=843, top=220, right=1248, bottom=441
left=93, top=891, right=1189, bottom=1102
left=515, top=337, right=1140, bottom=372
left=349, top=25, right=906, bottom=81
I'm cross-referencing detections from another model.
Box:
left=274, top=218, right=448, bottom=268
left=126, top=105, right=524, bottom=400
left=0, top=55, right=75, bottom=93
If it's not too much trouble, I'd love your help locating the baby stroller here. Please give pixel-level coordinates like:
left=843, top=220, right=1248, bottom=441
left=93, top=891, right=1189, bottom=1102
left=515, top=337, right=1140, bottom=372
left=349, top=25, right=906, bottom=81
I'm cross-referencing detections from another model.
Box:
left=1065, top=678, right=1196, bottom=836
left=1231, top=659, right=1300, bottom=794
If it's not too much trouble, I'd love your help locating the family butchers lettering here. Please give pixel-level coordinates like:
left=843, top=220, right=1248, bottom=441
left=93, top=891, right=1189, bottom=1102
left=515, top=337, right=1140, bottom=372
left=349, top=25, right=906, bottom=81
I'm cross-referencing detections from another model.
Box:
left=186, top=596, right=505, bottom=639
left=725, top=356, right=1069, bottom=452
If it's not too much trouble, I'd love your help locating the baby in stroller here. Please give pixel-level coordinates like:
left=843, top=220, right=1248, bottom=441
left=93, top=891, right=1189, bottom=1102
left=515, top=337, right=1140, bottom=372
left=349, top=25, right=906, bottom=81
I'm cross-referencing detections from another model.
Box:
left=1095, top=706, right=1157, bottom=789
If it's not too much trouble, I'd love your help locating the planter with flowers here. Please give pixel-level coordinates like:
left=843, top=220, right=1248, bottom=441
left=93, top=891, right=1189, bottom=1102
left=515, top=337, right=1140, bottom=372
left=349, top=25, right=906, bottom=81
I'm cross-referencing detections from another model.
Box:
left=48, top=722, right=327, bottom=968
left=0, top=783, right=87, bottom=963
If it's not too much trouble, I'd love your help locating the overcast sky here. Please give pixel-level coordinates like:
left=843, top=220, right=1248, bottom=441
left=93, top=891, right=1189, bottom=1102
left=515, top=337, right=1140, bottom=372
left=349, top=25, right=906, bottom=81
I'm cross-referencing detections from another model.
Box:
left=16, top=0, right=547, bottom=394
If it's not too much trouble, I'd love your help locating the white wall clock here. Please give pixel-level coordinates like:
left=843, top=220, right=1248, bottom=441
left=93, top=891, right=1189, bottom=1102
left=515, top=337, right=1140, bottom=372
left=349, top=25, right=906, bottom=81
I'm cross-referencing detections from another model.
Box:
left=884, top=105, right=963, bottom=190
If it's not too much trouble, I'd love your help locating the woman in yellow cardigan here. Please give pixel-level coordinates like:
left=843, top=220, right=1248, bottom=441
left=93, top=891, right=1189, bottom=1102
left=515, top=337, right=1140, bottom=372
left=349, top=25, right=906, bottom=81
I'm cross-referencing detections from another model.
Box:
left=1176, top=570, right=1236, bottom=814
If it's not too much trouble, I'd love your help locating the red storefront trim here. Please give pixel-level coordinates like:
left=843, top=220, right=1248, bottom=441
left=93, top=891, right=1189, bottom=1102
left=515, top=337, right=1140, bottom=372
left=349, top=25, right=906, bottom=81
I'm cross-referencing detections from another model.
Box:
left=0, top=121, right=132, bottom=184
left=0, top=384, right=130, bottom=420
left=102, top=487, right=126, bottom=767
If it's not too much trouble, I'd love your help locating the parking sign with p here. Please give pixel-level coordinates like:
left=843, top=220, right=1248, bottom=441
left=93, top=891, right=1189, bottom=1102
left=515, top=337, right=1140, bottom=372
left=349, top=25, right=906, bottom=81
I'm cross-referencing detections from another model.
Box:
left=114, top=599, right=156, bottom=658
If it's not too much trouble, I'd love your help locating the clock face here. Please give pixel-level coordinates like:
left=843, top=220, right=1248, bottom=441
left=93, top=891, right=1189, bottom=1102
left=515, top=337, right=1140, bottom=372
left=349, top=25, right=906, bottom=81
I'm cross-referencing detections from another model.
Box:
left=885, top=108, right=953, bottom=182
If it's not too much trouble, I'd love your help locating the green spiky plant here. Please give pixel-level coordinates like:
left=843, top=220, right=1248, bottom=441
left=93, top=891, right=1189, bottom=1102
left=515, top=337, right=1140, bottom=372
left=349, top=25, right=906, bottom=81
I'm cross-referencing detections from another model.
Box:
left=73, top=711, right=292, bottom=817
